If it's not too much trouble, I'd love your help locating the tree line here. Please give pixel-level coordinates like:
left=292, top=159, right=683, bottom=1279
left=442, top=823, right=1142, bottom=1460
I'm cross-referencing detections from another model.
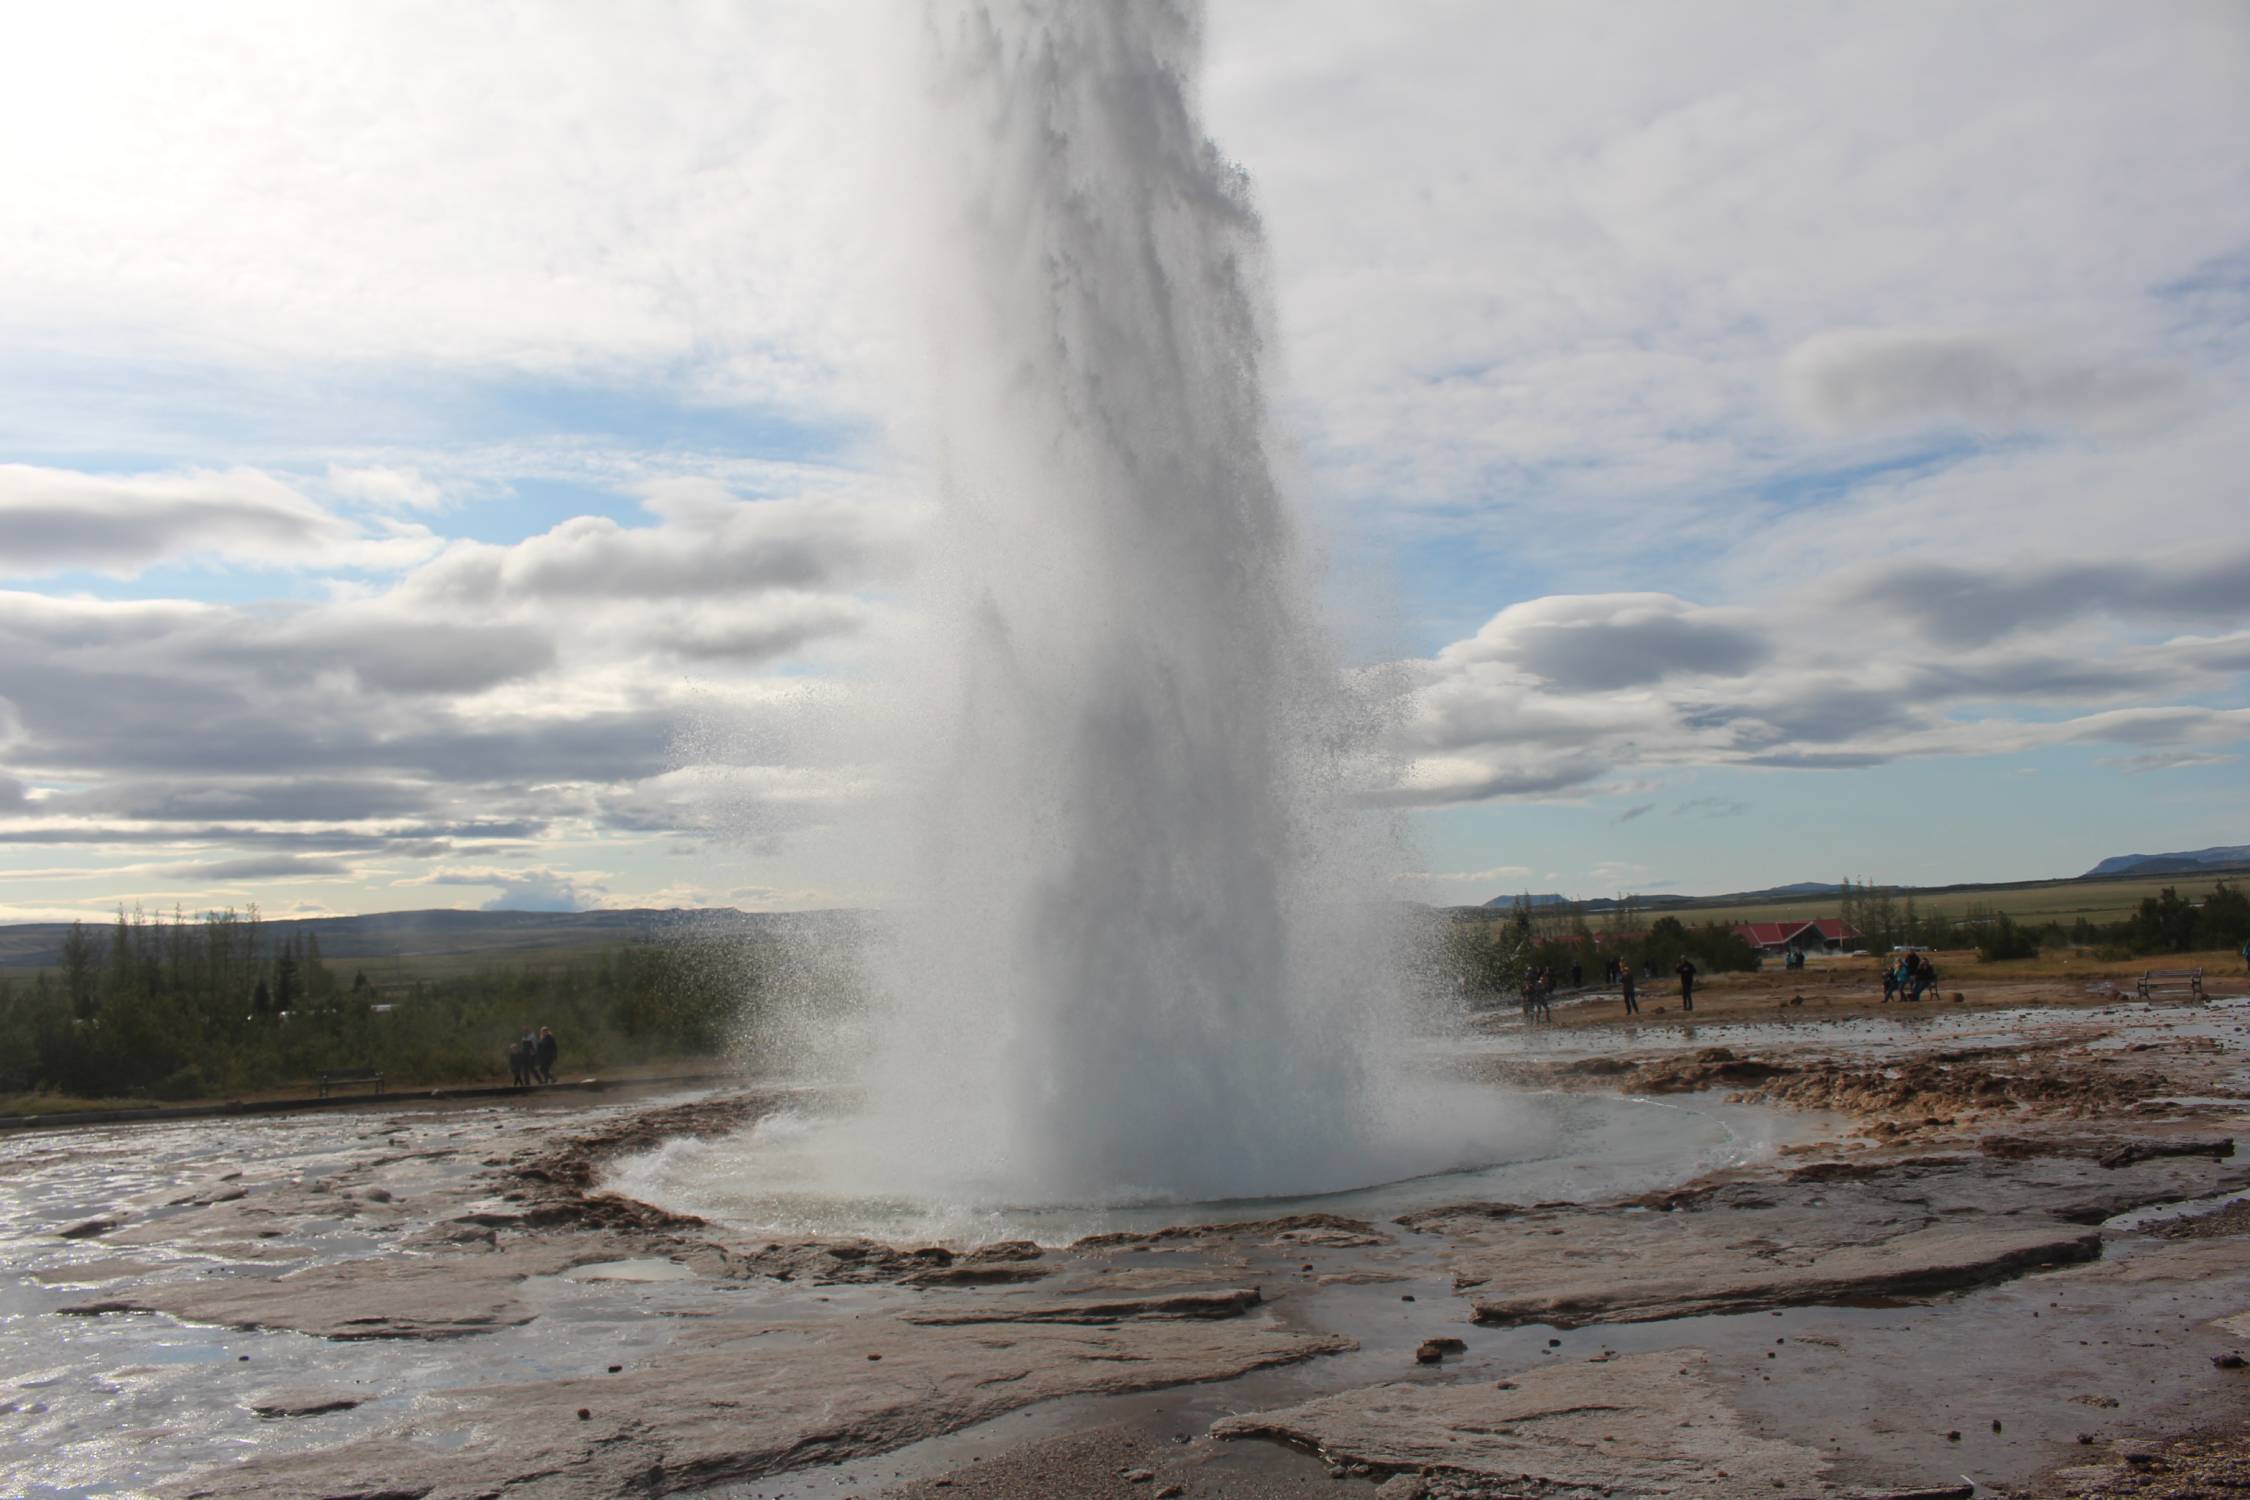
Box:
left=1437, top=879, right=2250, bottom=997
left=0, top=906, right=817, bottom=1104
left=1436, top=898, right=1759, bottom=1002
left=1838, top=877, right=2250, bottom=962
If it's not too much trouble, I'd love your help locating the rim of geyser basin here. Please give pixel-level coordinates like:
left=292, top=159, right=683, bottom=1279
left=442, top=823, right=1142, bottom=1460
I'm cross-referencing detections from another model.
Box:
left=597, top=1089, right=1810, bottom=1247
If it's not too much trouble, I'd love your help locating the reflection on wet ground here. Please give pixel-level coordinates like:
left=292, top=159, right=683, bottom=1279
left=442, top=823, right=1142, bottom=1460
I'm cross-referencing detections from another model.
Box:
left=1464, top=993, right=2250, bottom=1068
left=2, top=1095, right=730, bottom=1499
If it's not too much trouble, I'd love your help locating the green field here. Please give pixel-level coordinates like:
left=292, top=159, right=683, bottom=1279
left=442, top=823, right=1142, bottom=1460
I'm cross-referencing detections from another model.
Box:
left=326, top=944, right=627, bottom=989
left=1639, top=872, right=2245, bottom=931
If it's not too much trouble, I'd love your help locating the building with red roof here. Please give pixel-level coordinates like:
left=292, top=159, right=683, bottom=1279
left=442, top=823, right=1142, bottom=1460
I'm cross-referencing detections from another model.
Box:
left=1731, top=918, right=1862, bottom=955
left=1809, top=918, right=1862, bottom=949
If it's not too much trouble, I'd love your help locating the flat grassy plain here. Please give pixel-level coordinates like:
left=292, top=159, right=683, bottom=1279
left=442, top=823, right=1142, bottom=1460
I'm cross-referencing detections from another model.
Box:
left=333, top=943, right=622, bottom=988
left=1518, top=944, right=2250, bottom=1034
left=1643, top=871, right=2247, bottom=930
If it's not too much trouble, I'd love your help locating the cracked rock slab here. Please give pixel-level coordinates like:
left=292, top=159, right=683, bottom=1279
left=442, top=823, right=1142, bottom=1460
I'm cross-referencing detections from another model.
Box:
left=1413, top=1152, right=2248, bottom=1328
left=1466, top=1216, right=2100, bottom=1327
left=1211, top=1349, right=1827, bottom=1496
left=64, top=1239, right=629, bottom=1341
left=171, top=1306, right=1353, bottom=1499
left=900, top=1288, right=1264, bottom=1325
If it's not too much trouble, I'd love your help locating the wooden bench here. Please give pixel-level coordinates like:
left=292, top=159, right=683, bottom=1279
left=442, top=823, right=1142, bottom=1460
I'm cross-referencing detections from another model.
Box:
left=2137, top=968, right=2204, bottom=1000
left=316, top=1069, right=385, bottom=1099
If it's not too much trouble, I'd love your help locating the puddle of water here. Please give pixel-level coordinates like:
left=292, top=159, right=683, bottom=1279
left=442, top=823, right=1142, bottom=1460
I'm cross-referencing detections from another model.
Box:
left=2102, top=1187, right=2250, bottom=1233
left=562, top=1258, right=701, bottom=1283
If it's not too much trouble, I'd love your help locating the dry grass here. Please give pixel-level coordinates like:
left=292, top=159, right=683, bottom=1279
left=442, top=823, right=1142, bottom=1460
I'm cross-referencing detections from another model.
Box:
left=1510, top=945, right=2250, bottom=1034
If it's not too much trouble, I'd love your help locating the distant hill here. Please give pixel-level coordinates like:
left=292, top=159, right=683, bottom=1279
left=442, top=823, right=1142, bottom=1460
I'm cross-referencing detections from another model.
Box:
left=2083, top=846, right=2250, bottom=879
left=1479, top=881, right=1840, bottom=914
left=1468, top=858, right=2250, bottom=916
left=0, top=906, right=860, bottom=971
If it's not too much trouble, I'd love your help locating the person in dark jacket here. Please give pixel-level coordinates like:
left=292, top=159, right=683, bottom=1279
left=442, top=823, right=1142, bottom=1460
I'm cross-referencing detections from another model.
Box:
left=534, top=1026, right=559, bottom=1085
left=1620, top=964, right=1639, bottom=1016
left=507, top=1033, right=529, bottom=1087
left=1676, top=956, right=1697, bottom=1012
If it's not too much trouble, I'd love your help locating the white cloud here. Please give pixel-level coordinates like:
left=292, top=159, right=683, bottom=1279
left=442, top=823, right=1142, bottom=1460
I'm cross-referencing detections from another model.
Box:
left=0, top=464, right=440, bottom=578
left=1389, top=581, right=2250, bottom=807
left=0, top=462, right=905, bottom=908
left=1392, top=864, right=1533, bottom=885
left=400, top=491, right=917, bottom=609
left=400, top=864, right=609, bottom=914
left=0, top=2, right=884, bottom=410
left=1200, top=0, right=2250, bottom=613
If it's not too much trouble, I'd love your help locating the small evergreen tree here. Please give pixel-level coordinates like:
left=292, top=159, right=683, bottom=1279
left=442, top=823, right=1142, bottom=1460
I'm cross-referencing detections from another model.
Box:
left=60, top=920, right=98, bottom=1021
left=274, top=940, right=301, bottom=1014
left=304, top=931, right=338, bottom=1003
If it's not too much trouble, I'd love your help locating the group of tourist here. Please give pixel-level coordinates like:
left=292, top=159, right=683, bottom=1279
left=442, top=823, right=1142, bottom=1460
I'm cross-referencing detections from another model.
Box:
left=1522, top=945, right=1961, bottom=1020
left=1617, top=956, right=1693, bottom=1016
left=508, top=1027, right=559, bottom=1086
left=1523, top=954, right=1699, bottom=1022
left=1881, top=951, right=1940, bottom=1003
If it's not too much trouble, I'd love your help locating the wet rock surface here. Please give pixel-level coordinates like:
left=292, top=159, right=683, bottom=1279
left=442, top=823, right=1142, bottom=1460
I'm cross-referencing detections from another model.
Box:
left=61, top=1237, right=629, bottom=1340
left=1213, top=1349, right=1828, bottom=1495
left=8, top=989, right=2250, bottom=1499
left=2041, top=1428, right=2250, bottom=1497
left=1419, top=1150, right=2250, bottom=1328
left=247, top=1391, right=362, bottom=1419
left=179, top=1303, right=1350, bottom=1499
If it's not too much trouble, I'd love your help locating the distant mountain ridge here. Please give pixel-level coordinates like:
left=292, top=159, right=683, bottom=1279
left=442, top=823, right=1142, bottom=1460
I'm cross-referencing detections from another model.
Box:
left=1480, top=881, right=1842, bottom=914
left=1466, top=854, right=2249, bottom=916
left=0, top=906, right=858, bottom=971
left=2082, top=846, right=2250, bottom=879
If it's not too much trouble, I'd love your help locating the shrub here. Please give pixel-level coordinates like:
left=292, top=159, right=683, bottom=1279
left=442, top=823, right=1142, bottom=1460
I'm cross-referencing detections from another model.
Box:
left=152, top=1064, right=209, bottom=1101
left=1974, top=912, right=2040, bottom=963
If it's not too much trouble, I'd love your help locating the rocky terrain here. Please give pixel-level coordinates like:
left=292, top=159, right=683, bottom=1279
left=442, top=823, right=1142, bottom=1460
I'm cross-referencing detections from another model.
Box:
left=6, top=977, right=2249, bottom=1498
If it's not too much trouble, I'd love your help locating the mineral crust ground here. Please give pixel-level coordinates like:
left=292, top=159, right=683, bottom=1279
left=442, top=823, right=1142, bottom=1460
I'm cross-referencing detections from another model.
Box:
left=8, top=967, right=2250, bottom=1498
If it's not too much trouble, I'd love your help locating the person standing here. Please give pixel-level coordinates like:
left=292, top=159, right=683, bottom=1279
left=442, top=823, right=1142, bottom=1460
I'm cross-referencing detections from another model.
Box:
left=1621, top=964, right=1639, bottom=1017
left=507, top=1033, right=528, bottom=1087
left=1676, top=956, right=1697, bottom=1012
left=535, top=1026, right=559, bottom=1085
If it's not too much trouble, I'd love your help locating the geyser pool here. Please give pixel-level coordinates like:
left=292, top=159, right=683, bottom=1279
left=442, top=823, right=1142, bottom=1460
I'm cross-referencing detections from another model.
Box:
left=608, top=1086, right=1806, bottom=1247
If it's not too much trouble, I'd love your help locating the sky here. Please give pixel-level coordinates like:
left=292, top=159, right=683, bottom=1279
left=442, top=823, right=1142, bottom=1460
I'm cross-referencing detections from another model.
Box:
left=0, top=0, right=2245, bottom=923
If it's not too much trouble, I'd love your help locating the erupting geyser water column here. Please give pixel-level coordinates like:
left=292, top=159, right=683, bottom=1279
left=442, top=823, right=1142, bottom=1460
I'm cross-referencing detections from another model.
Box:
left=836, top=0, right=1409, bottom=1210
